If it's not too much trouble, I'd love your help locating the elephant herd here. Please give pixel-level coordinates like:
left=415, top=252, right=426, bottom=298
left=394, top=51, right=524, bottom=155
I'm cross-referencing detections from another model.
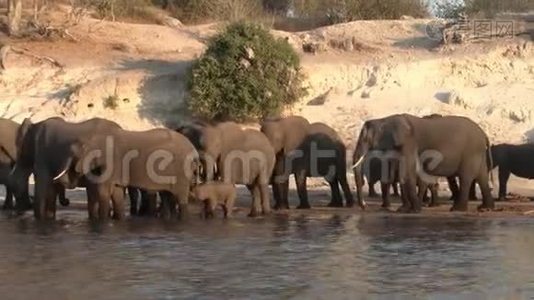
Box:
left=0, top=113, right=531, bottom=221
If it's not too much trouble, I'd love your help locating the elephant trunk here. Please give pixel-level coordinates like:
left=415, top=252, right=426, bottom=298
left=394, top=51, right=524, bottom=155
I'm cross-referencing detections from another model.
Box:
left=352, top=138, right=369, bottom=209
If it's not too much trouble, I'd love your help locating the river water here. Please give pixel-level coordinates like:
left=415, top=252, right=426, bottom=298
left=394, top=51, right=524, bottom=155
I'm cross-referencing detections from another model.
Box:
left=0, top=209, right=533, bottom=299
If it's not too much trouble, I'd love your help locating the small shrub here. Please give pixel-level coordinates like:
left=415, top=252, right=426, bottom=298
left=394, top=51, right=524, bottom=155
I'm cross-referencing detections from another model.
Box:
left=103, top=95, right=119, bottom=109
left=187, top=22, right=307, bottom=122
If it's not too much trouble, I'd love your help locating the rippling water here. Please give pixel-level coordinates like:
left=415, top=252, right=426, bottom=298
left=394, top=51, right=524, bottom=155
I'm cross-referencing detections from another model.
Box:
left=1, top=210, right=534, bottom=299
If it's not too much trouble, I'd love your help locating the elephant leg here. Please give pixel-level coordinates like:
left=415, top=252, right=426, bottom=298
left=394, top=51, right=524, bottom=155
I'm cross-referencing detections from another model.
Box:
left=14, top=179, right=31, bottom=214
left=273, top=179, right=289, bottom=210
left=468, top=182, right=477, bottom=200
left=429, top=183, right=439, bottom=207
left=448, top=177, right=460, bottom=201
left=339, top=172, right=356, bottom=208
left=85, top=185, right=99, bottom=221
left=272, top=181, right=282, bottom=210
left=497, top=168, right=510, bottom=202
left=159, top=192, right=172, bottom=220
left=477, top=169, right=495, bottom=211
left=111, top=187, right=125, bottom=220
left=33, top=176, right=51, bottom=220
left=174, top=187, right=189, bottom=220
left=128, top=187, right=139, bottom=216
left=327, top=179, right=343, bottom=208
left=392, top=183, right=400, bottom=197
left=295, top=169, right=310, bottom=209
left=140, top=190, right=158, bottom=217
left=417, top=181, right=429, bottom=206
left=247, top=184, right=262, bottom=217
left=96, top=186, right=111, bottom=221
left=272, top=158, right=289, bottom=210
left=45, top=184, right=58, bottom=220
left=381, top=183, right=391, bottom=208
left=139, top=190, right=149, bottom=216
left=450, top=176, right=473, bottom=212
left=397, top=184, right=410, bottom=212
left=224, top=193, right=236, bottom=218
left=259, top=183, right=271, bottom=215
left=368, top=181, right=378, bottom=197
left=281, top=180, right=289, bottom=209
left=56, top=184, right=70, bottom=207
left=2, top=185, right=13, bottom=210
left=401, top=175, right=420, bottom=213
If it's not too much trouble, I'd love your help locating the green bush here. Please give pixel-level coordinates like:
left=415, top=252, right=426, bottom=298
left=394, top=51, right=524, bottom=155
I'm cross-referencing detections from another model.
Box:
left=187, top=22, right=307, bottom=122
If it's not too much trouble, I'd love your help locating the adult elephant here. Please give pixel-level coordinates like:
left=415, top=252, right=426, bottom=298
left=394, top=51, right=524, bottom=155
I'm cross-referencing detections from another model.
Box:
left=10, top=117, right=124, bottom=220
left=260, top=116, right=310, bottom=209
left=353, top=114, right=494, bottom=212
left=490, top=143, right=534, bottom=201
left=59, top=128, right=200, bottom=220
left=290, top=122, right=362, bottom=209
left=0, top=118, right=70, bottom=213
left=177, top=121, right=275, bottom=216
left=0, top=118, right=32, bottom=211
left=176, top=121, right=244, bottom=181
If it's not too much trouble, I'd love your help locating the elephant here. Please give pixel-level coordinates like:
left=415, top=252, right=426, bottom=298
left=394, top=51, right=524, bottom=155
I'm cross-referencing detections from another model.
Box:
left=260, top=116, right=310, bottom=209
left=0, top=118, right=71, bottom=212
left=176, top=121, right=244, bottom=181
left=353, top=114, right=494, bottom=213
left=191, top=181, right=236, bottom=218
left=60, top=127, right=201, bottom=220
left=490, top=143, right=534, bottom=201
left=10, top=117, right=124, bottom=220
left=0, top=118, right=25, bottom=211
left=289, top=122, right=362, bottom=209
left=176, top=121, right=275, bottom=217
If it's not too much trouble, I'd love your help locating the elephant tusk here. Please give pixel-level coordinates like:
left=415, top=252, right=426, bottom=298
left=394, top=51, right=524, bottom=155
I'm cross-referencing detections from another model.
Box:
left=53, top=158, right=72, bottom=181
left=53, top=168, right=68, bottom=181
left=351, top=156, right=365, bottom=169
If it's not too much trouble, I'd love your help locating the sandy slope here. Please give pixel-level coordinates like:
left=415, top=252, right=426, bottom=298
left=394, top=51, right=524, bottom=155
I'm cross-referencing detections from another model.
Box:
left=0, top=8, right=533, bottom=192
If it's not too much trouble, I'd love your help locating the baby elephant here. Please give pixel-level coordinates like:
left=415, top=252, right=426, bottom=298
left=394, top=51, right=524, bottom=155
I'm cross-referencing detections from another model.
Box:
left=192, top=182, right=236, bottom=218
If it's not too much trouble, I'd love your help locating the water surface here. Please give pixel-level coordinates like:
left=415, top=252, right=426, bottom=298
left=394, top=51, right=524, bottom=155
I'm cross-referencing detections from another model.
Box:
left=0, top=210, right=533, bottom=299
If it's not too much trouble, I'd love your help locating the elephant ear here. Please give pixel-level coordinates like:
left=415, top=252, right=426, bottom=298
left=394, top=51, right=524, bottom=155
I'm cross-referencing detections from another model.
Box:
left=71, top=138, right=103, bottom=175
left=392, top=117, right=414, bottom=148
left=71, top=141, right=88, bottom=174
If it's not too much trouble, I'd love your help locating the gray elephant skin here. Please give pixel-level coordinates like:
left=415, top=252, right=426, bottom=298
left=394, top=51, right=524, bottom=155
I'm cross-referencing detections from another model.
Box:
left=490, top=143, right=534, bottom=201
left=63, top=127, right=200, bottom=220
left=0, top=118, right=30, bottom=211
left=261, top=116, right=363, bottom=209
left=176, top=121, right=275, bottom=217
left=353, top=114, right=494, bottom=213
left=191, top=181, right=236, bottom=218
left=260, top=116, right=310, bottom=209
left=11, top=117, right=125, bottom=220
